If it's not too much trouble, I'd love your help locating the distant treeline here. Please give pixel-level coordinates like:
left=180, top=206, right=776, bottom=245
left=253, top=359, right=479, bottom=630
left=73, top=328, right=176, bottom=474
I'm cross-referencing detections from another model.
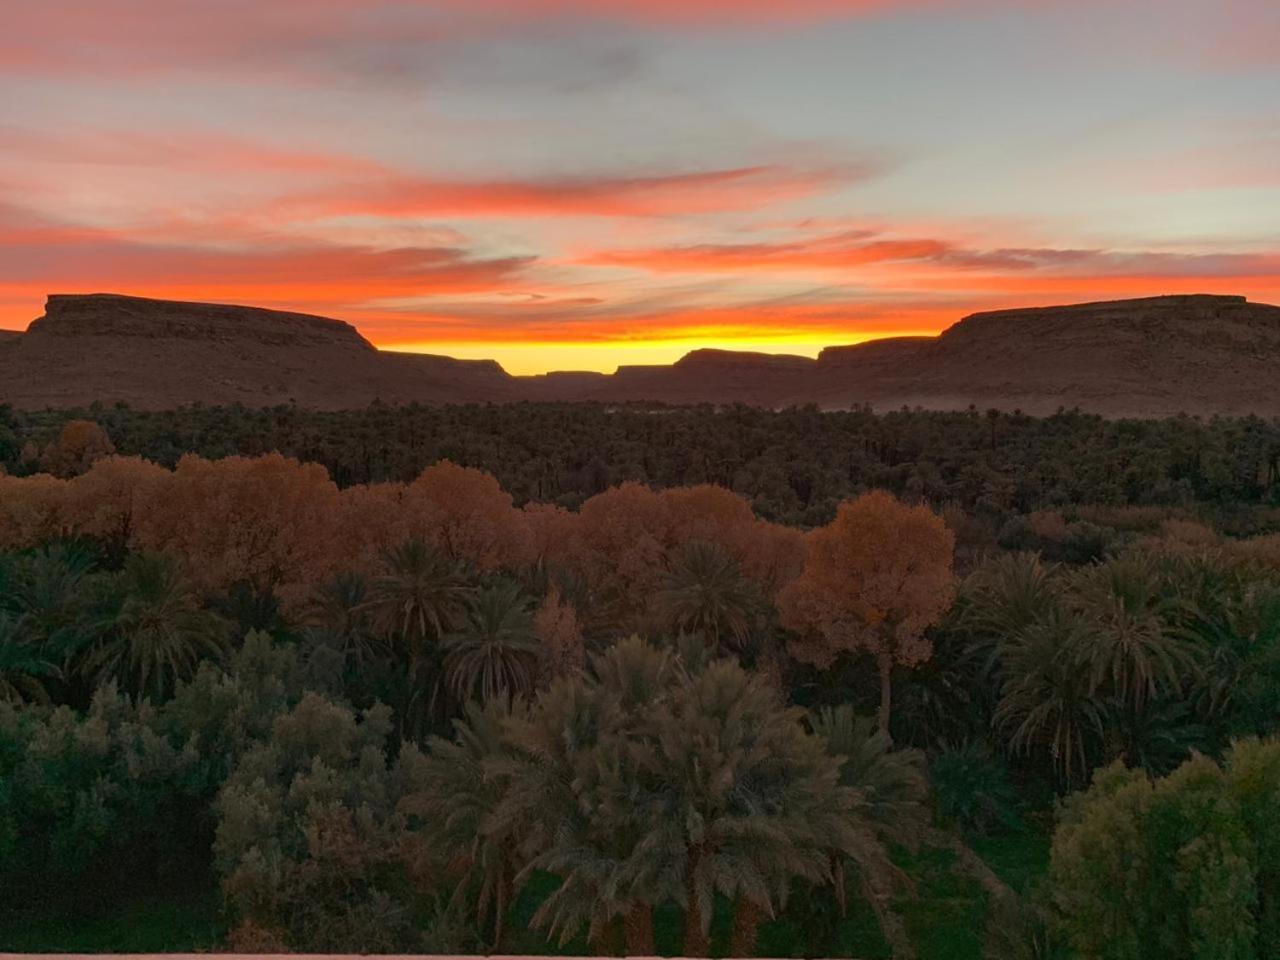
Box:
left=3, top=402, right=1279, bottom=528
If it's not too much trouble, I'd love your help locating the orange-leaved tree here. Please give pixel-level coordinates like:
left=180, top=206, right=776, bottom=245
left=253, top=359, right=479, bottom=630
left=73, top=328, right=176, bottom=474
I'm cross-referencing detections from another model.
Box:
left=779, top=490, right=956, bottom=734
left=38, top=419, right=115, bottom=478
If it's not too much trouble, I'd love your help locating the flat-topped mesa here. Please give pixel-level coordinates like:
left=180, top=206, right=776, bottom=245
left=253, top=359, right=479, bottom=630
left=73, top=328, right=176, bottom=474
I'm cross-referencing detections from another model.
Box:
left=817, top=336, right=932, bottom=365
left=674, top=348, right=816, bottom=370
left=5, top=291, right=1280, bottom=415
left=939, top=294, right=1280, bottom=348
left=27, top=293, right=376, bottom=351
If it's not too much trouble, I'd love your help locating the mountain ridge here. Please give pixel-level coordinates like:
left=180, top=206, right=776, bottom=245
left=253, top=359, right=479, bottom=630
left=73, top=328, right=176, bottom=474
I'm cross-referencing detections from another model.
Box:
left=2, top=292, right=1279, bottom=416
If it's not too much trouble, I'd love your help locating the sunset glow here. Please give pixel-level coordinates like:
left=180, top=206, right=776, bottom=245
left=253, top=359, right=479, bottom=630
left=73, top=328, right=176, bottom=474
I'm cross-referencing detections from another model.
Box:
left=2, top=0, right=1277, bottom=373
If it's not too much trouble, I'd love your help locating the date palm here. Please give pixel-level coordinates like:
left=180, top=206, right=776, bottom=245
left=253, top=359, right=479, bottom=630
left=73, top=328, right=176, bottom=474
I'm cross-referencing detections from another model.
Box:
left=809, top=705, right=929, bottom=958
left=0, top=611, right=60, bottom=703
left=956, top=552, right=1059, bottom=681
left=637, top=654, right=839, bottom=956
left=303, top=571, right=383, bottom=674
left=993, top=607, right=1106, bottom=784
left=9, top=541, right=100, bottom=658
left=84, top=551, right=228, bottom=699
left=1069, top=555, right=1196, bottom=712
left=365, top=539, right=471, bottom=661
left=364, top=539, right=472, bottom=730
left=652, top=541, right=759, bottom=654
left=402, top=697, right=524, bottom=950
left=1179, top=573, right=1280, bottom=737
left=501, top=638, right=677, bottom=954
left=442, top=579, right=540, bottom=706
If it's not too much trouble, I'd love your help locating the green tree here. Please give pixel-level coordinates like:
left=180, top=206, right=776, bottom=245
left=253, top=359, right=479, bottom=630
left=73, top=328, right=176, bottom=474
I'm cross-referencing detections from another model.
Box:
left=83, top=551, right=228, bottom=699
left=0, top=611, right=60, bottom=703
left=364, top=539, right=472, bottom=731
left=213, top=692, right=424, bottom=951
left=810, top=705, right=930, bottom=957
left=503, top=639, right=677, bottom=955
left=1069, top=555, right=1195, bottom=714
left=1049, top=739, right=1280, bottom=960
left=652, top=540, right=760, bottom=654
left=441, top=579, right=540, bottom=706
left=400, top=697, right=524, bottom=950
left=638, top=649, right=840, bottom=956
left=993, top=608, right=1106, bottom=784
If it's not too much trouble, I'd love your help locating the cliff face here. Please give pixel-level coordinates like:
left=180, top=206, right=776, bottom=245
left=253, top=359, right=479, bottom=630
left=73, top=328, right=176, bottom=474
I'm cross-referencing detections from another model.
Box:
left=0, top=293, right=514, bottom=410
left=2, top=292, right=1279, bottom=416
left=850, top=294, right=1280, bottom=416
left=26, top=293, right=377, bottom=350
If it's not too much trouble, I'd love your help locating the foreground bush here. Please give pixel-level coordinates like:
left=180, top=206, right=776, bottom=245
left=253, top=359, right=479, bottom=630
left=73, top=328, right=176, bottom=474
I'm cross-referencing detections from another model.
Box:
left=1049, top=737, right=1280, bottom=958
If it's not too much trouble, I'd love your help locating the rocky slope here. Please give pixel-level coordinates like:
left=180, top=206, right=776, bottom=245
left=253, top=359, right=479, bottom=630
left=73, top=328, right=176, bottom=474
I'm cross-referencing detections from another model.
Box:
left=0, top=293, right=514, bottom=409
left=1, top=292, right=1278, bottom=416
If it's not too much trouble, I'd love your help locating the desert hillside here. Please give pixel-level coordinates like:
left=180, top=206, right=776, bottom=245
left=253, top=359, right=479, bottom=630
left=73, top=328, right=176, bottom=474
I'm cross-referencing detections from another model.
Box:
left=1, top=292, right=1278, bottom=416
left=0, top=293, right=514, bottom=409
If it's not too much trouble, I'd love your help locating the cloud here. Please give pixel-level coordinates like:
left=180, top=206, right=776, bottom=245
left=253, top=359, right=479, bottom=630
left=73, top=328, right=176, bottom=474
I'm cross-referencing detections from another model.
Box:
left=583, top=228, right=1280, bottom=277
left=273, top=164, right=866, bottom=220
left=0, top=126, right=386, bottom=178
left=0, top=202, right=536, bottom=325
left=0, top=0, right=941, bottom=89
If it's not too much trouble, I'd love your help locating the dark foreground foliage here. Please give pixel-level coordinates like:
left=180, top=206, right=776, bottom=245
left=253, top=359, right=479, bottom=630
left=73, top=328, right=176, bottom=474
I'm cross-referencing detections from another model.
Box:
left=2, top=404, right=1279, bottom=956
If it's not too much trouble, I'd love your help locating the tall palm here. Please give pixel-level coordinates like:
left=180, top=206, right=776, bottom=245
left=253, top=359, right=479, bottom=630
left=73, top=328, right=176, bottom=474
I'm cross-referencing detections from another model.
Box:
left=303, top=570, right=383, bottom=672
left=1179, top=573, right=1280, bottom=739
left=503, top=639, right=677, bottom=954
left=365, top=539, right=471, bottom=662
left=809, top=705, right=930, bottom=958
left=10, top=541, right=100, bottom=659
left=0, top=611, right=60, bottom=703
left=1069, top=555, right=1195, bottom=712
left=84, top=551, right=228, bottom=699
left=442, top=579, right=540, bottom=705
left=638, top=656, right=838, bottom=957
left=993, top=608, right=1106, bottom=784
left=957, top=552, right=1059, bottom=681
left=402, top=698, right=523, bottom=950
left=652, top=541, right=759, bottom=653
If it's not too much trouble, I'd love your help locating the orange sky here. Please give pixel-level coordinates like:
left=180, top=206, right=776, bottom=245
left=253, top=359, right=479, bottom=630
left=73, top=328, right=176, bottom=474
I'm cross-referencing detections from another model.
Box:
left=1, top=0, right=1277, bottom=374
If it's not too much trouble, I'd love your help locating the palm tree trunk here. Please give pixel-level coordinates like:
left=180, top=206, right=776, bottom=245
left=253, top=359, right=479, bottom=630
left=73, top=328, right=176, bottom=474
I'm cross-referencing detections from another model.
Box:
left=877, top=652, right=894, bottom=738
left=589, top=917, right=622, bottom=957
left=729, top=895, right=762, bottom=957
left=624, top=902, right=655, bottom=955
left=684, top=845, right=710, bottom=957
left=492, top=864, right=513, bottom=951
left=860, top=872, right=916, bottom=960
left=832, top=853, right=848, bottom=916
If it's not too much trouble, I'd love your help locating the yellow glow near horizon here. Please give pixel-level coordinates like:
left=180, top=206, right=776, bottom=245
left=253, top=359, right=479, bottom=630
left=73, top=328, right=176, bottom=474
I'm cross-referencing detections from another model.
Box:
left=385, top=333, right=917, bottom=375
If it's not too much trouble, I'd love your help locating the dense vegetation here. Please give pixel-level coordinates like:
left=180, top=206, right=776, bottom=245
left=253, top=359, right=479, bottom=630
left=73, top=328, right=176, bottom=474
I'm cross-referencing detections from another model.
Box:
left=2, top=406, right=1279, bottom=957
left=5, top=401, right=1280, bottom=526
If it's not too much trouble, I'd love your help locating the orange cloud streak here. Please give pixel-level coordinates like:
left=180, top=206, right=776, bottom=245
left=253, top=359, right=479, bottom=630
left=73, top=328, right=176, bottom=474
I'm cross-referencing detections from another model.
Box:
left=273, top=165, right=862, bottom=221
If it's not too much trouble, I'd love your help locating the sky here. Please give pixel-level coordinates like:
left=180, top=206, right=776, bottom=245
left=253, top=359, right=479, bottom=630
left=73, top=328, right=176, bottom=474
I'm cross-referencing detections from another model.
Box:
left=1, top=0, right=1278, bottom=374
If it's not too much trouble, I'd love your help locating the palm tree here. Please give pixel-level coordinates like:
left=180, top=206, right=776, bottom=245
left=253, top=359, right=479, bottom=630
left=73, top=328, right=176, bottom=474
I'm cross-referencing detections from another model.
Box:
left=638, top=654, right=838, bottom=957
left=402, top=698, right=523, bottom=950
left=0, top=611, right=60, bottom=703
left=83, top=551, right=228, bottom=699
left=363, top=539, right=472, bottom=731
left=303, top=570, right=383, bottom=673
left=993, top=607, right=1106, bottom=784
left=9, top=541, right=101, bottom=659
left=809, top=705, right=930, bottom=959
left=652, top=541, right=759, bottom=654
left=1068, top=555, right=1195, bottom=713
left=957, top=552, right=1060, bottom=681
left=365, top=539, right=471, bottom=661
left=503, top=639, right=678, bottom=955
left=1179, top=573, right=1280, bottom=739
left=442, top=579, right=541, bottom=706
